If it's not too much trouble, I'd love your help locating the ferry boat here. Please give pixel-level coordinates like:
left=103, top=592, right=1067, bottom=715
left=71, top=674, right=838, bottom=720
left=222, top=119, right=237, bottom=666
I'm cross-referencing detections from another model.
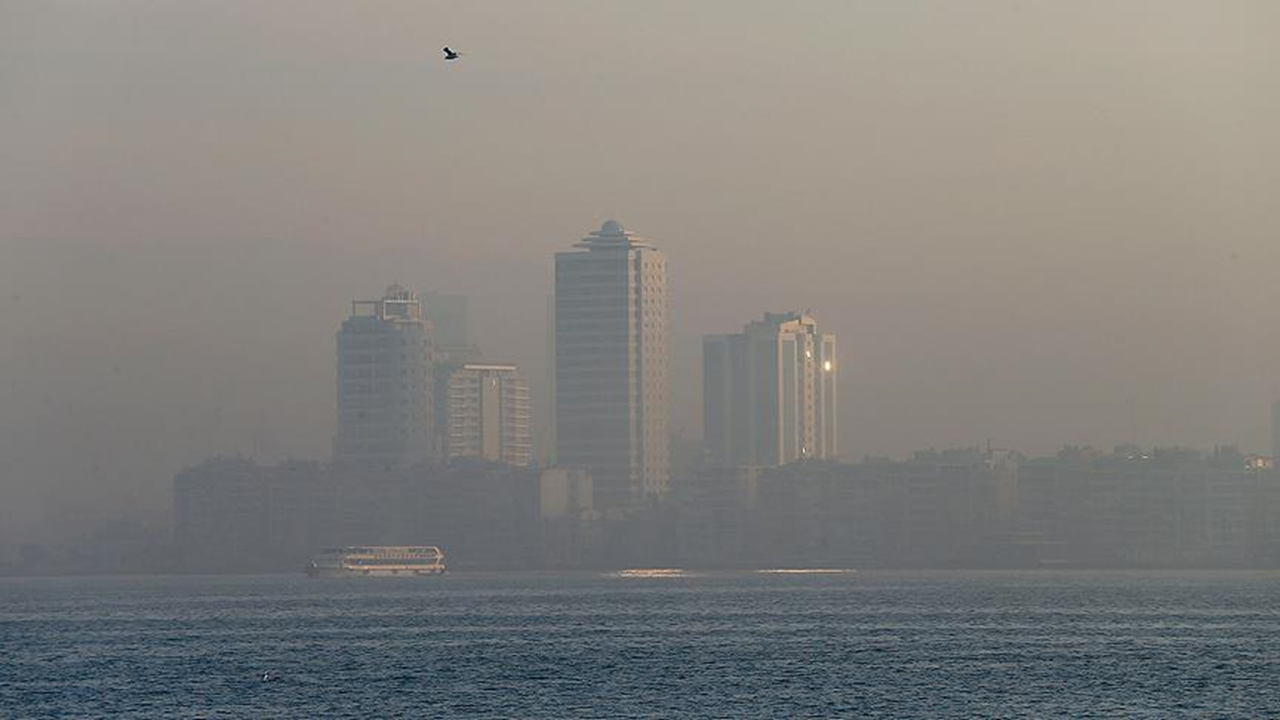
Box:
left=305, top=546, right=447, bottom=577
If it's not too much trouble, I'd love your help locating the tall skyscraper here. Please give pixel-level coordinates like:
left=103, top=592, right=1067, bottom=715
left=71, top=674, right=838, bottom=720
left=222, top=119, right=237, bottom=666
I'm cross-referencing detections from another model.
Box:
left=703, top=311, right=837, bottom=467
left=333, top=285, right=434, bottom=469
left=542, top=292, right=557, bottom=466
left=555, top=220, right=670, bottom=509
left=439, top=363, right=532, bottom=467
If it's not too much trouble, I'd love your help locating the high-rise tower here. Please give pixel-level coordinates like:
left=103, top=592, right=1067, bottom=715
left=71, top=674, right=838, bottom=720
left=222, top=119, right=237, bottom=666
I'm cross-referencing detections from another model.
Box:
left=555, top=220, right=669, bottom=509
left=704, top=311, right=837, bottom=467
left=333, top=285, right=434, bottom=469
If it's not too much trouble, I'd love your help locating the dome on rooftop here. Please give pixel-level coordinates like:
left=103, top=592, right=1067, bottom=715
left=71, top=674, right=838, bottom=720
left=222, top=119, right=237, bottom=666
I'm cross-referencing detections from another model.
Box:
left=575, top=217, right=652, bottom=249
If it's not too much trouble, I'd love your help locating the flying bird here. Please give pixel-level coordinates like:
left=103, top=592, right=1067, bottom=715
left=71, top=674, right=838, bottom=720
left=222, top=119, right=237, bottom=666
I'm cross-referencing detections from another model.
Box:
left=443, top=47, right=461, bottom=61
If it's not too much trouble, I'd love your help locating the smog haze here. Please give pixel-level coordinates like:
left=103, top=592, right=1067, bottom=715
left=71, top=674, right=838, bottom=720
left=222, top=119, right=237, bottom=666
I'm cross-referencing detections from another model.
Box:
left=2, top=1, right=1278, bottom=545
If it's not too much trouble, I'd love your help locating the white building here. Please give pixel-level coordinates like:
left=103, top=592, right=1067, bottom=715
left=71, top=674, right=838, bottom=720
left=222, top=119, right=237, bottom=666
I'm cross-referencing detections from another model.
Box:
left=333, top=285, right=434, bottom=469
left=555, top=220, right=670, bottom=509
left=704, top=312, right=837, bottom=467
left=440, top=363, right=532, bottom=467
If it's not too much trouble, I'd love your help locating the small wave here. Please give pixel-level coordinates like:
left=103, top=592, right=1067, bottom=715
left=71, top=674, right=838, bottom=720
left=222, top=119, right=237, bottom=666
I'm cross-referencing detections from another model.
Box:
left=756, top=568, right=856, bottom=575
left=606, top=568, right=691, bottom=579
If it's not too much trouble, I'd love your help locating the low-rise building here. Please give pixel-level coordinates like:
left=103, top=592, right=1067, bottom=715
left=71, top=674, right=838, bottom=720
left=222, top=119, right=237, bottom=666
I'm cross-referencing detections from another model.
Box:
left=173, top=459, right=592, bottom=572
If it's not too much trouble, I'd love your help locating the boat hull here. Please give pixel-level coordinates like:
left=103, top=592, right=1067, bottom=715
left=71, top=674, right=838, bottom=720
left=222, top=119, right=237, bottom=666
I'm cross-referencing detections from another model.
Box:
left=305, top=566, right=446, bottom=577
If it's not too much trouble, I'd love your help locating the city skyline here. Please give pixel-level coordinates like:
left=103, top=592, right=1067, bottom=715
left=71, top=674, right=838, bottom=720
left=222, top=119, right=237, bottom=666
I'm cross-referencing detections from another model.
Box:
left=6, top=4, right=1280, bottom=716
left=4, top=1, right=1278, bottom=548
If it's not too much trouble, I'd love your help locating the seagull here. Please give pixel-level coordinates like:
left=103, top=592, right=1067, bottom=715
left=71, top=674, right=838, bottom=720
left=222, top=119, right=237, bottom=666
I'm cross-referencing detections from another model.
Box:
left=443, top=47, right=461, bottom=61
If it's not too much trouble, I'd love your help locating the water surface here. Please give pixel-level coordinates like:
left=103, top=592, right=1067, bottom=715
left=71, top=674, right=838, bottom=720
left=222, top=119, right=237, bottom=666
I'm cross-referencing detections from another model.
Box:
left=2, top=571, right=1278, bottom=717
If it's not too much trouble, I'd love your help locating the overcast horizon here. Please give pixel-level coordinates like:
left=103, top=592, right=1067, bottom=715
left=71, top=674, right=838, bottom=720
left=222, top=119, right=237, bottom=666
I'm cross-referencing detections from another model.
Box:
left=3, top=1, right=1279, bottom=545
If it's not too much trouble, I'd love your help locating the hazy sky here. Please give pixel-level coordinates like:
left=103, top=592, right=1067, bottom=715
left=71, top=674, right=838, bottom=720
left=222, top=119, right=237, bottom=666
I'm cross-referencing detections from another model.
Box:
left=2, top=1, right=1279, bottom=544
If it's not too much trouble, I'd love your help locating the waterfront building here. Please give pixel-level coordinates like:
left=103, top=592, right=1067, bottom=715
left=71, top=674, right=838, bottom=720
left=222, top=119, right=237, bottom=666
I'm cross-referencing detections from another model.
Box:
left=704, top=312, right=837, bottom=467
left=173, top=458, right=593, bottom=572
left=555, top=220, right=670, bottom=509
left=439, top=363, right=532, bottom=467
left=333, top=285, right=434, bottom=468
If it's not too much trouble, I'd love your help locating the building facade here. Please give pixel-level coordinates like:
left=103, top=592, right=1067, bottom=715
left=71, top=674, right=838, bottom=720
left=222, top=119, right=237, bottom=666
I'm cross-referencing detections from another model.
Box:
left=439, top=363, right=532, bottom=467
left=704, top=311, right=837, bottom=467
left=174, top=458, right=593, bottom=572
left=555, top=220, right=670, bottom=509
left=420, top=292, right=479, bottom=365
left=333, top=285, right=434, bottom=469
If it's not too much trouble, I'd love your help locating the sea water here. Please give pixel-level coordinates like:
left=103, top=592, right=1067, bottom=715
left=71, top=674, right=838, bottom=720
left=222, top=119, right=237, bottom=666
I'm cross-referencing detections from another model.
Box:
left=3, top=571, right=1278, bottom=717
